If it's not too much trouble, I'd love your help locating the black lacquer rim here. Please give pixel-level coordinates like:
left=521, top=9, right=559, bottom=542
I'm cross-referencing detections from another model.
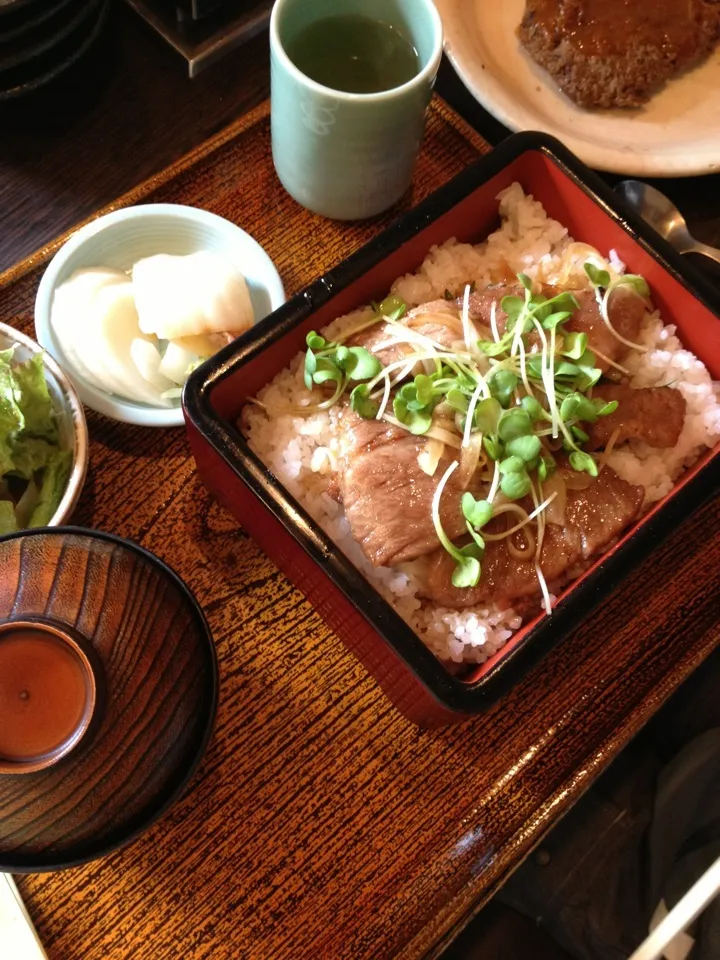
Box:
left=0, top=0, right=43, bottom=19
left=0, top=526, right=220, bottom=873
left=0, top=0, right=102, bottom=72
left=0, top=0, right=77, bottom=44
left=184, top=130, right=720, bottom=716
left=0, top=0, right=107, bottom=99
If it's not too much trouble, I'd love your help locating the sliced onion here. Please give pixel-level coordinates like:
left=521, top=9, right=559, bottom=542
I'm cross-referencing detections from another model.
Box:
left=458, top=432, right=483, bottom=489
left=552, top=243, right=611, bottom=287
left=433, top=400, right=455, bottom=421
left=563, top=469, right=594, bottom=491
left=507, top=527, right=536, bottom=560
left=483, top=504, right=530, bottom=539
left=424, top=426, right=462, bottom=448
left=418, top=438, right=444, bottom=477
left=599, top=427, right=622, bottom=472
left=381, top=415, right=462, bottom=449
left=543, top=473, right=567, bottom=525
left=433, top=418, right=457, bottom=436
left=406, top=312, right=463, bottom=333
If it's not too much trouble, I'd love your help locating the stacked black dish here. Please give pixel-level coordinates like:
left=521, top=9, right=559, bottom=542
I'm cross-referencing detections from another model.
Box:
left=0, top=0, right=109, bottom=99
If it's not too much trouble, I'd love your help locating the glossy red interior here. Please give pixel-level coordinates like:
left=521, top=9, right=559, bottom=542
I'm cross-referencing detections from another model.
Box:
left=210, top=152, right=720, bottom=425
left=189, top=147, right=720, bottom=724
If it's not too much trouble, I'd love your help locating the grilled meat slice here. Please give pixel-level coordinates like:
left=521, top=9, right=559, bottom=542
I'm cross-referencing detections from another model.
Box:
left=426, top=523, right=585, bottom=609
left=464, top=284, right=646, bottom=377
left=346, top=301, right=461, bottom=368
left=423, top=462, right=643, bottom=607
left=561, top=287, right=646, bottom=375
left=335, top=409, right=482, bottom=568
left=518, top=0, right=720, bottom=110
left=586, top=384, right=687, bottom=450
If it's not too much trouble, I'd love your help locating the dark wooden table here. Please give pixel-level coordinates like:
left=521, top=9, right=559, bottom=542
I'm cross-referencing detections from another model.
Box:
left=3, top=7, right=720, bottom=960
left=2, top=4, right=719, bottom=275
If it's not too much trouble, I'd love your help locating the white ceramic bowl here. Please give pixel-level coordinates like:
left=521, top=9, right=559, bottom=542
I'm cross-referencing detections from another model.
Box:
left=34, top=204, right=286, bottom=427
left=0, top=322, right=88, bottom=528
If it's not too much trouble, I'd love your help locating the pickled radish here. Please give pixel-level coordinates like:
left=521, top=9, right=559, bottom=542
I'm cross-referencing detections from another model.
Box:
left=174, top=333, right=226, bottom=359
left=132, top=251, right=254, bottom=340
left=51, top=268, right=127, bottom=392
left=90, top=283, right=168, bottom=406
left=49, top=251, right=256, bottom=408
left=158, top=341, right=199, bottom=386
left=130, top=339, right=174, bottom=392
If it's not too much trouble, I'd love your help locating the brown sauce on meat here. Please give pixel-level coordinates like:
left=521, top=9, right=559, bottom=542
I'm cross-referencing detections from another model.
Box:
left=519, top=0, right=720, bottom=107
left=529, top=0, right=705, bottom=59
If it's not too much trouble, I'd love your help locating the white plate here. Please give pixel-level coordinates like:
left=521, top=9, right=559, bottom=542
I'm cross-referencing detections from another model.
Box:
left=435, top=0, right=720, bottom=176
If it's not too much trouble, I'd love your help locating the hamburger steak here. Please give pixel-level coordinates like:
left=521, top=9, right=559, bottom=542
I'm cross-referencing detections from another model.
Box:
left=518, top=0, right=720, bottom=109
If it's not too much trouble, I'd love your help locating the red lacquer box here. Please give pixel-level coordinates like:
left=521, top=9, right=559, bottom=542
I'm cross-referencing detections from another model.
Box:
left=183, top=133, right=720, bottom=727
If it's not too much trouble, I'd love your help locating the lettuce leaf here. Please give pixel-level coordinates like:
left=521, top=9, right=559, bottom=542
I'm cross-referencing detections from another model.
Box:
left=0, top=361, right=25, bottom=473
left=0, top=344, right=69, bottom=531
left=7, top=436, right=58, bottom=480
left=12, top=352, right=57, bottom=441
left=28, top=450, right=72, bottom=527
left=0, top=499, right=18, bottom=535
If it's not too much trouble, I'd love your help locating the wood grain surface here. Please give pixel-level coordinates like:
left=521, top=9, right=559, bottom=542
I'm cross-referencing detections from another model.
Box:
left=0, top=530, right=217, bottom=870
left=0, top=4, right=272, bottom=274
left=2, top=98, right=718, bottom=960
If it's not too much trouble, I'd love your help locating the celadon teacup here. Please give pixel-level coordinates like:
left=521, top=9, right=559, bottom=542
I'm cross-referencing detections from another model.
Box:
left=269, top=0, right=443, bottom=221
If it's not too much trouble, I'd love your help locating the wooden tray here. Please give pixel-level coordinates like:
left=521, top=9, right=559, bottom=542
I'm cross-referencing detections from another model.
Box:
left=4, top=99, right=719, bottom=960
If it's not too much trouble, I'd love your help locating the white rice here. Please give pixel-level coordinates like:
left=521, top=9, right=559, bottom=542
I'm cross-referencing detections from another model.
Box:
left=244, top=184, right=720, bottom=665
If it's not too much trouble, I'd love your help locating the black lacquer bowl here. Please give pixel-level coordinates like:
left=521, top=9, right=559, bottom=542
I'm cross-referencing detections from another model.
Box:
left=0, top=528, right=219, bottom=872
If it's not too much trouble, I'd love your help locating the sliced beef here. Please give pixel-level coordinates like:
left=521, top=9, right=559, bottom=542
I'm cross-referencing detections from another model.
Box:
left=585, top=384, right=687, bottom=450
left=423, top=462, right=643, bottom=607
left=518, top=0, right=720, bottom=109
left=464, top=284, right=646, bottom=377
left=346, top=301, right=460, bottom=367
left=563, top=287, right=645, bottom=374
left=464, top=285, right=521, bottom=331
left=349, top=284, right=646, bottom=379
left=335, top=409, right=483, bottom=567
left=425, top=523, right=584, bottom=609
left=409, top=299, right=462, bottom=323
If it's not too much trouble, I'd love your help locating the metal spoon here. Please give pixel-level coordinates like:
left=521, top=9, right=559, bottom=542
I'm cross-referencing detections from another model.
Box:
left=615, top=180, right=720, bottom=268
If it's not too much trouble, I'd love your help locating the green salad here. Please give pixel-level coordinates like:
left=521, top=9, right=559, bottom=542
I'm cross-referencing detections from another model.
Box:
left=0, top=346, right=72, bottom=534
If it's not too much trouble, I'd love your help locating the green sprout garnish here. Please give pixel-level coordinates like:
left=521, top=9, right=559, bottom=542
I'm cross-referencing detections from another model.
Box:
left=349, top=383, right=379, bottom=419
left=584, top=262, right=611, bottom=288
left=304, top=331, right=382, bottom=405
left=584, top=262, right=649, bottom=300
left=370, top=295, right=407, bottom=322
left=461, top=493, right=493, bottom=529
left=393, top=377, right=435, bottom=435
left=488, top=369, right=518, bottom=407
left=300, top=263, right=648, bottom=598
left=432, top=462, right=483, bottom=588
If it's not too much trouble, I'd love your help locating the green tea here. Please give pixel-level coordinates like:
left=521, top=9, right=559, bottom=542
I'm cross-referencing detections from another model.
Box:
left=285, top=15, right=420, bottom=94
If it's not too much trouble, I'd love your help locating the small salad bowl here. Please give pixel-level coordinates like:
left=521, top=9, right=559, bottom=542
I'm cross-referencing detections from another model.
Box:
left=0, top=322, right=88, bottom=533
left=34, top=204, right=286, bottom=428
